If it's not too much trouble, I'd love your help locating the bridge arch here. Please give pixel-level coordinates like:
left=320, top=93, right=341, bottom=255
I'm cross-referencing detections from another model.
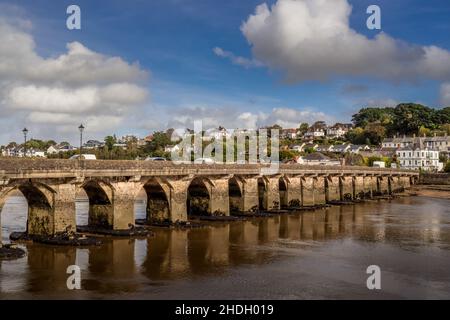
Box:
left=79, top=179, right=114, bottom=228
left=187, top=177, right=211, bottom=216
left=0, top=181, right=55, bottom=238
left=278, top=176, right=288, bottom=208
left=142, top=178, right=171, bottom=223
left=257, top=177, right=268, bottom=211
left=228, top=176, right=243, bottom=213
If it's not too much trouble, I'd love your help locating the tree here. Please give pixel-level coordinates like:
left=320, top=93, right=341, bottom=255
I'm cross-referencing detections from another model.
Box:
left=104, top=135, right=117, bottom=151
left=351, top=107, right=394, bottom=128
left=145, top=131, right=172, bottom=155
left=346, top=127, right=365, bottom=144
left=434, top=107, right=450, bottom=125
left=444, top=161, right=450, bottom=173
left=440, top=123, right=450, bottom=135
left=364, top=122, right=386, bottom=145
left=298, top=123, right=309, bottom=135
left=418, top=125, right=431, bottom=137
left=391, top=103, right=436, bottom=135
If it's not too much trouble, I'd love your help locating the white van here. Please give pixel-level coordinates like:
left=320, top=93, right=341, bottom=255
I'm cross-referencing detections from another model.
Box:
left=194, top=157, right=215, bottom=164
left=372, top=161, right=385, bottom=168
left=70, top=154, right=97, bottom=160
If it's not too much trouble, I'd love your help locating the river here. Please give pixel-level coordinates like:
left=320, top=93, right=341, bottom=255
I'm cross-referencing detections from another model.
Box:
left=0, top=195, right=449, bottom=299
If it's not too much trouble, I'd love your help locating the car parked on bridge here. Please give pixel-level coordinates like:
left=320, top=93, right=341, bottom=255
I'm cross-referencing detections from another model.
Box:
left=69, top=154, right=97, bottom=160
left=145, top=156, right=167, bottom=161
left=194, top=157, right=215, bottom=164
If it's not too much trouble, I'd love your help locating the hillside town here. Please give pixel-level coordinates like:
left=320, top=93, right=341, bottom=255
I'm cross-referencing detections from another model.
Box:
left=1, top=105, right=449, bottom=172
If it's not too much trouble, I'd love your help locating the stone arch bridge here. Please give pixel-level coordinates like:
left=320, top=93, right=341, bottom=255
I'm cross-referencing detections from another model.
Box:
left=0, top=159, right=418, bottom=237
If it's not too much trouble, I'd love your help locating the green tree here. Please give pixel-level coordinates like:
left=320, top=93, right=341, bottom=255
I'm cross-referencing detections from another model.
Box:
left=351, top=107, right=394, bottom=128
left=391, top=103, right=436, bottom=135
left=145, top=131, right=172, bottom=155
left=444, top=161, right=450, bottom=173
left=298, top=123, right=309, bottom=135
left=104, top=135, right=117, bottom=151
left=364, top=122, right=386, bottom=145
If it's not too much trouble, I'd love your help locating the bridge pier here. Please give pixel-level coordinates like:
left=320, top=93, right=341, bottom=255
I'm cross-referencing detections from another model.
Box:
left=400, top=176, right=411, bottom=189
left=241, top=177, right=259, bottom=212
left=209, top=177, right=230, bottom=216
left=110, top=181, right=141, bottom=229
left=340, top=176, right=354, bottom=201
left=301, top=176, right=326, bottom=206
left=266, top=176, right=281, bottom=211
left=300, top=176, right=314, bottom=206
left=365, top=175, right=377, bottom=198
left=378, top=176, right=391, bottom=195
left=354, top=175, right=365, bottom=199
left=166, top=178, right=190, bottom=222
left=52, top=183, right=77, bottom=234
left=326, top=176, right=341, bottom=202
left=390, top=176, right=403, bottom=193
left=285, top=176, right=302, bottom=207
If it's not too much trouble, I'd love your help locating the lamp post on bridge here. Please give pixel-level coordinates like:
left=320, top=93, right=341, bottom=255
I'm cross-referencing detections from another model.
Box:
left=78, top=124, right=84, bottom=161
left=22, top=127, right=28, bottom=158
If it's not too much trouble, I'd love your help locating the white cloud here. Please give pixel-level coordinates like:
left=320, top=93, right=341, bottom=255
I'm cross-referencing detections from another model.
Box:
left=213, top=47, right=263, bottom=68
left=441, top=83, right=450, bottom=106
left=241, top=0, right=450, bottom=83
left=0, top=17, right=149, bottom=142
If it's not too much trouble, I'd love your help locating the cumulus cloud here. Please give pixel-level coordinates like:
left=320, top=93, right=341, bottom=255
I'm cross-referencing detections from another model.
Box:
left=0, top=17, right=149, bottom=143
left=240, top=0, right=450, bottom=83
left=213, top=47, right=263, bottom=68
left=441, top=83, right=450, bottom=106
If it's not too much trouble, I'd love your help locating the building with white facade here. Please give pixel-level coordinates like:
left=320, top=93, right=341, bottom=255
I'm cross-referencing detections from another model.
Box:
left=396, top=147, right=441, bottom=171
left=383, top=135, right=449, bottom=155
left=326, top=123, right=352, bottom=138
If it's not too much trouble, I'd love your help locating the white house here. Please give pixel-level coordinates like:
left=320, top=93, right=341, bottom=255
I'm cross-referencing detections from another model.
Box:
left=326, top=124, right=349, bottom=138
left=304, top=127, right=325, bottom=138
left=280, top=128, right=299, bottom=139
left=316, top=145, right=334, bottom=152
left=396, top=147, right=441, bottom=171
left=332, top=143, right=351, bottom=154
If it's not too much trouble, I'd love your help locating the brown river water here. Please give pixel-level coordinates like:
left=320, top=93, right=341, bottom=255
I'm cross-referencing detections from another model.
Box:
left=0, top=195, right=449, bottom=299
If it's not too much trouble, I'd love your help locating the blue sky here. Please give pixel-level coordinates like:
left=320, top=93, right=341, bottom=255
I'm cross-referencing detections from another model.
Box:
left=1, top=0, right=450, bottom=143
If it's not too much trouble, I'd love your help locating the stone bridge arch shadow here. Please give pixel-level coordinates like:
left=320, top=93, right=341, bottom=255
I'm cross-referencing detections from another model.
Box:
left=279, top=177, right=289, bottom=208
left=140, top=178, right=171, bottom=224
left=257, top=177, right=268, bottom=211
left=228, top=176, right=243, bottom=214
left=0, top=181, right=54, bottom=238
left=187, top=177, right=212, bottom=217
left=78, top=180, right=114, bottom=229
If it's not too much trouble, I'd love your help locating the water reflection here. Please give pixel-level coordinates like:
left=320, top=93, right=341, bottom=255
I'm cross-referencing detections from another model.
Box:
left=0, top=196, right=449, bottom=298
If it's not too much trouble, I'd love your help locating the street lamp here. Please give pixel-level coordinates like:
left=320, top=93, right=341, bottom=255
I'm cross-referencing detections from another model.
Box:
left=78, top=124, right=84, bottom=160
left=22, top=127, right=28, bottom=158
